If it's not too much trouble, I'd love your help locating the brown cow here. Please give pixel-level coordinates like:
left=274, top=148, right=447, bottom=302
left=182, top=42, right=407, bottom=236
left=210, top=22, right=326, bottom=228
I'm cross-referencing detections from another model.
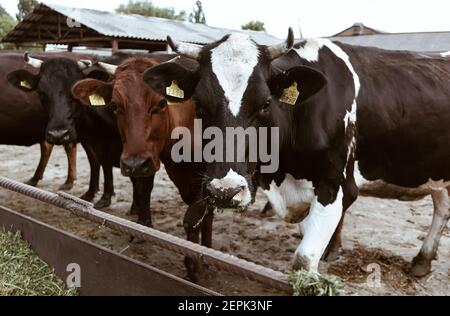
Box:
left=72, top=57, right=211, bottom=281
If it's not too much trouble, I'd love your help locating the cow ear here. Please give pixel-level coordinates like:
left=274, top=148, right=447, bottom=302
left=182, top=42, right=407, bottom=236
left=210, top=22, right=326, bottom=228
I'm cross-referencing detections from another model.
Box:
left=72, top=79, right=113, bottom=107
left=269, top=66, right=327, bottom=105
left=143, top=62, right=199, bottom=103
left=7, top=70, right=39, bottom=92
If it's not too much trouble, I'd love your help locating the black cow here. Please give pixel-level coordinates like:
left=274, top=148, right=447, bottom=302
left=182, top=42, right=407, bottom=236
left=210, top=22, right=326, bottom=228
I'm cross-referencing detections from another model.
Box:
left=143, top=29, right=450, bottom=277
left=0, top=52, right=92, bottom=189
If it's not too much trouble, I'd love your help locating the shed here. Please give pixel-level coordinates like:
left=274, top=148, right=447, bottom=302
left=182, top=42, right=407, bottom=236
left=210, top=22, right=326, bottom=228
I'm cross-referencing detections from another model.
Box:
left=1, top=2, right=281, bottom=52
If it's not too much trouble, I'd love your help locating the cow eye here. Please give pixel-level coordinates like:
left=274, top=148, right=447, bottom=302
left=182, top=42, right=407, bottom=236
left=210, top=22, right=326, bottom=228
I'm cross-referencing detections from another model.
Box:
left=261, top=98, right=272, bottom=112
left=152, top=99, right=167, bottom=115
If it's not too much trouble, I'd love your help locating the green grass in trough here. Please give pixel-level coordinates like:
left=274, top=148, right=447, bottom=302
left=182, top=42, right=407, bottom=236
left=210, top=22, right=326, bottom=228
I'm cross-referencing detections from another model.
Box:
left=0, top=230, right=77, bottom=296
left=288, top=270, right=344, bottom=296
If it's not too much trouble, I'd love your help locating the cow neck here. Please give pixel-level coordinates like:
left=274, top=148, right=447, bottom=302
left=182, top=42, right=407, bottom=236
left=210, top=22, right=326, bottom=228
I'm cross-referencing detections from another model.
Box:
left=160, top=101, right=196, bottom=164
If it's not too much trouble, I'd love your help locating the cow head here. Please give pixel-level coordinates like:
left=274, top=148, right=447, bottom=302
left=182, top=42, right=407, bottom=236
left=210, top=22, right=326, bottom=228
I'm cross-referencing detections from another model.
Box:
left=142, top=29, right=327, bottom=211
left=7, top=53, right=92, bottom=145
left=72, top=57, right=175, bottom=178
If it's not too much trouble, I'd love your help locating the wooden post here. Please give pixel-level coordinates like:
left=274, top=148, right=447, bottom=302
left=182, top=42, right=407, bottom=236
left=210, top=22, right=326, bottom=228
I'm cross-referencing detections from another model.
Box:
left=112, top=39, right=119, bottom=53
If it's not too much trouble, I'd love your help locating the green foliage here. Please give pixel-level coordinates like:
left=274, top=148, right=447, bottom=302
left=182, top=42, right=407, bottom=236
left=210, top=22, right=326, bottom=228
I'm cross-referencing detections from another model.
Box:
left=116, top=0, right=187, bottom=21
left=241, top=20, right=266, bottom=32
left=16, top=0, right=38, bottom=21
left=288, top=270, right=344, bottom=296
left=0, top=231, right=77, bottom=296
left=0, top=4, right=17, bottom=50
left=189, top=0, right=206, bottom=24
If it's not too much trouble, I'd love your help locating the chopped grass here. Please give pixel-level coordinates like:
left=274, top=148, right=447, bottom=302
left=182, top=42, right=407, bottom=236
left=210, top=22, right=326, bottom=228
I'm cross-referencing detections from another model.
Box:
left=288, top=270, right=344, bottom=296
left=0, top=231, right=77, bottom=296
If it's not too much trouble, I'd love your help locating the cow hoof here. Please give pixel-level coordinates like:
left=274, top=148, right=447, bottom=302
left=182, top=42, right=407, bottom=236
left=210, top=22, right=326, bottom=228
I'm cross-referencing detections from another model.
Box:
left=260, top=202, right=275, bottom=218
left=94, top=198, right=111, bottom=210
left=80, top=192, right=96, bottom=202
left=411, top=255, right=432, bottom=277
left=26, top=178, right=39, bottom=187
left=292, top=253, right=311, bottom=272
left=58, top=182, right=74, bottom=191
left=128, top=204, right=139, bottom=216
left=322, top=246, right=341, bottom=262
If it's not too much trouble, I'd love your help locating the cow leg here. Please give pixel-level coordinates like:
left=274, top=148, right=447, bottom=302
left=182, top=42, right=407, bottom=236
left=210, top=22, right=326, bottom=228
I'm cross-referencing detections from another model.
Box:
left=183, top=196, right=207, bottom=282
left=260, top=202, right=276, bottom=218
left=134, top=176, right=154, bottom=227
left=128, top=177, right=140, bottom=216
left=80, top=144, right=100, bottom=202
left=94, top=164, right=115, bottom=209
left=323, top=171, right=358, bottom=262
left=411, top=188, right=450, bottom=277
left=26, top=142, right=53, bottom=187
left=59, top=143, right=77, bottom=191
left=201, top=206, right=215, bottom=248
left=293, top=181, right=344, bottom=272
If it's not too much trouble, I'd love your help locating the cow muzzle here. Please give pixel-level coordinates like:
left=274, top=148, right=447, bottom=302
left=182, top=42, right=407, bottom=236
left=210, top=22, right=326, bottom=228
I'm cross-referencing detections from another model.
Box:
left=205, top=169, right=252, bottom=211
left=46, top=129, right=72, bottom=145
left=121, top=158, right=155, bottom=177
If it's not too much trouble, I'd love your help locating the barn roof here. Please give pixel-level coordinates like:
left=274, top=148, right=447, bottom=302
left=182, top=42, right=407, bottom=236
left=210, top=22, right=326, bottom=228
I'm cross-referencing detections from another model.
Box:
left=330, top=31, right=450, bottom=53
left=1, top=2, right=281, bottom=50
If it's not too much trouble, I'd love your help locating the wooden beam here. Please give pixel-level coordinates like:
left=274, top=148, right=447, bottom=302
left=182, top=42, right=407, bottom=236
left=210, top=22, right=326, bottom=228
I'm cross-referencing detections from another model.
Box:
left=112, top=39, right=119, bottom=53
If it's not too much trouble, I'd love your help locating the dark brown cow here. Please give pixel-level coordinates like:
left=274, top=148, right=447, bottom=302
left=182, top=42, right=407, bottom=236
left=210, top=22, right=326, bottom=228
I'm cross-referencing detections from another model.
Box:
left=0, top=52, right=95, bottom=189
left=72, top=57, right=210, bottom=280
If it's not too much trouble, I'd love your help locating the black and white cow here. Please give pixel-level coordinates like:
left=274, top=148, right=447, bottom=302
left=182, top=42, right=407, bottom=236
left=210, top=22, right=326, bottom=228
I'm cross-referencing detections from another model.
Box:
left=143, top=29, right=450, bottom=277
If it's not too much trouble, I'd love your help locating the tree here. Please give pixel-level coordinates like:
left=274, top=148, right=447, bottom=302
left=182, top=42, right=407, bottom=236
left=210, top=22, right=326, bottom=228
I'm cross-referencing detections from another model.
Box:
left=0, top=5, right=17, bottom=49
left=189, top=0, right=206, bottom=24
left=241, top=20, right=266, bottom=32
left=116, top=0, right=187, bottom=21
left=16, top=0, right=38, bottom=21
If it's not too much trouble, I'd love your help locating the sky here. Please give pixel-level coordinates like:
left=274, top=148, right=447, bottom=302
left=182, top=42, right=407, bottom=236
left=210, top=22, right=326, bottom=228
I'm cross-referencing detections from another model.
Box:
left=2, top=0, right=450, bottom=38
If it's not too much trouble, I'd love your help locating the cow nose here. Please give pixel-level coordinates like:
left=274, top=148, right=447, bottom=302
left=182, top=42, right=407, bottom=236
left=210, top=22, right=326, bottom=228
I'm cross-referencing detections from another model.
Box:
left=47, top=129, right=71, bottom=145
left=122, top=158, right=153, bottom=177
left=205, top=183, right=243, bottom=207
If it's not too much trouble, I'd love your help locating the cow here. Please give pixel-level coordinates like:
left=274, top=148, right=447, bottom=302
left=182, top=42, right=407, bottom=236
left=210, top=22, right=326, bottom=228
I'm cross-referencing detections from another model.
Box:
left=72, top=57, right=212, bottom=281
left=142, top=29, right=450, bottom=277
left=6, top=52, right=191, bottom=227
left=0, top=52, right=92, bottom=189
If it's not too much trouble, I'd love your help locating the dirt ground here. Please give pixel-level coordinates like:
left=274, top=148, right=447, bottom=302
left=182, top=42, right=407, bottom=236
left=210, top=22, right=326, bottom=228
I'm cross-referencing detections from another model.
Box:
left=0, top=144, right=449, bottom=296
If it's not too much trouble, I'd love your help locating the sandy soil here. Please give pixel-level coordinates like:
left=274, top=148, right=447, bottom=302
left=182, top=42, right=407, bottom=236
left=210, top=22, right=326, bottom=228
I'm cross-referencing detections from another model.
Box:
left=0, top=144, right=448, bottom=296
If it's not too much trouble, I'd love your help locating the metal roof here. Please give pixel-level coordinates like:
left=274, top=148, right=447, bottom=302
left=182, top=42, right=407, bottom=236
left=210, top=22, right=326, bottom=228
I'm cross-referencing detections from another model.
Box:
left=329, top=32, right=450, bottom=53
left=2, top=2, right=281, bottom=46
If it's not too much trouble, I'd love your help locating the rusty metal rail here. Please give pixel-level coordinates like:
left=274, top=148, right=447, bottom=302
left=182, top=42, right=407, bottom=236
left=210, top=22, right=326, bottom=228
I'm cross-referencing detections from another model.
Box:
left=0, top=176, right=292, bottom=294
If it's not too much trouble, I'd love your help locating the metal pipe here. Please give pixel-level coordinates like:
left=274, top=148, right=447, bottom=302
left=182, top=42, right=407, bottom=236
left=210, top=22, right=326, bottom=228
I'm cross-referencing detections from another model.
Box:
left=0, top=176, right=292, bottom=293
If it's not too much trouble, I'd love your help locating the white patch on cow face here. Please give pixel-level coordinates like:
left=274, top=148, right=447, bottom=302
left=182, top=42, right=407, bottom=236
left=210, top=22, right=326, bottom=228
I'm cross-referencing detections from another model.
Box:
left=263, top=174, right=315, bottom=223
left=210, top=169, right=252, bottom=207
left=211, top=33, right=260, bottom=117
left=441, top=51, right=450, bottom=58
left=294, top=187, right=344, bottom=272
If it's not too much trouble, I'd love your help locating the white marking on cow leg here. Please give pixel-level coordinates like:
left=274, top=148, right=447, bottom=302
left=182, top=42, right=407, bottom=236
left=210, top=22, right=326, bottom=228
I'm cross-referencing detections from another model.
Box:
left=210, top=169, right=252, bottom=207
left=416, top=188, right=450, bottom=261
left=211, top=33, right=260, bottom=117
left=440, top=51, right=450, bottom=58
left=293, top=188, right=344, bottom=271
left=263, top=175, right=315, bottom=223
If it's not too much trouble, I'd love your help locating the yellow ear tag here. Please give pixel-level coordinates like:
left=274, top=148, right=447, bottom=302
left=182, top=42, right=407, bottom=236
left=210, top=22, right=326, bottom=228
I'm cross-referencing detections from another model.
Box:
left=20, top=80, right=32, bottom=89
left=279, top=82, right=300, bottom=105
left=89, top=94, right=106, bottom=107
left=166, top=80, right=185, bottom=99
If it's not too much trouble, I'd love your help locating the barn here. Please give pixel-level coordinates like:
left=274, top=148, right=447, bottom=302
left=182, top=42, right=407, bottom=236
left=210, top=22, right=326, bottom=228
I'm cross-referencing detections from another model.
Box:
left=1, top=2, right=280, bottom=53
left=329, top=23, right=450, bottom=53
